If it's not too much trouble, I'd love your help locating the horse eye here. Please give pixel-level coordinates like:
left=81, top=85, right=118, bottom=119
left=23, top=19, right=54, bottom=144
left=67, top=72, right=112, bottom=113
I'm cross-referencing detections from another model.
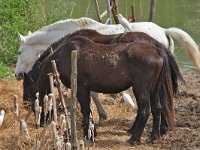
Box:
left=18, top=51, right=21, bottom=55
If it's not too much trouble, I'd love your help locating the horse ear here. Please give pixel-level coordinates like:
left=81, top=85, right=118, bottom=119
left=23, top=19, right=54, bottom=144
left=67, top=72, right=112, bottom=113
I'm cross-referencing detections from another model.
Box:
left=18, top=32, right=26, bottom=43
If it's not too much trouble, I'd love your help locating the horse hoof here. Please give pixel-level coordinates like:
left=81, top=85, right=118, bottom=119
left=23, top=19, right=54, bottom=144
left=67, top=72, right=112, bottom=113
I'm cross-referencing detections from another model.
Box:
left=40, top=123, right=44, bottom=127
left=127, top=137, right=140, bottom=146
left=160, top=126, right=168, bottom=136
left=146, top=137, right=160, bottom=144
left=98, top=117, right=106, bottom=126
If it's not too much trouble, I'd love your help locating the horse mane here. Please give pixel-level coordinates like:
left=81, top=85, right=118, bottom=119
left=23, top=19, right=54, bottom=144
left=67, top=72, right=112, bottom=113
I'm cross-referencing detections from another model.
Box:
left=71, top=17, right=101, bottom=26
left=36, top=17, right=99, bottom=32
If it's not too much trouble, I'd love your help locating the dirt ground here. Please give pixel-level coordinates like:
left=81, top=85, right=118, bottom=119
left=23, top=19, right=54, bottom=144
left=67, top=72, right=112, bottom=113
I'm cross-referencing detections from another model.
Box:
left=0, top=72, right=200, bottom=150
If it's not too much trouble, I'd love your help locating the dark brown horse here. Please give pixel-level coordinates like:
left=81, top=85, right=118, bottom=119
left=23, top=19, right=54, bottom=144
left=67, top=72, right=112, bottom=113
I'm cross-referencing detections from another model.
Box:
left=31, top=35, right=184, bottom=145
left=23, top=29, right=182, bottom=141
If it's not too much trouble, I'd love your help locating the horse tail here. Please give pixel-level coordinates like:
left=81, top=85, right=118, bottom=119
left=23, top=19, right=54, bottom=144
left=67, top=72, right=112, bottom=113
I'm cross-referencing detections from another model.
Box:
left=156, top=45, right=185, bottom=132
left=165, top=27, right=200, bottom=74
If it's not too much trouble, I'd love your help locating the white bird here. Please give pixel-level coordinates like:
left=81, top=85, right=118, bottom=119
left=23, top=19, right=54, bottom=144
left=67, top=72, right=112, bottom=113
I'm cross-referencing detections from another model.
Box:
left=122, top=92, right=135, bottom=107
left=0, top=110, right=5, bottom=127
left=116, top=14, right=132, bottom=32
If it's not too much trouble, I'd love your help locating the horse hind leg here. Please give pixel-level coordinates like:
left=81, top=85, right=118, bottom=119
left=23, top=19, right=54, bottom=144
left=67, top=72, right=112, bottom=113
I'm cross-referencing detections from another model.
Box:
left=91, top=91, right=108, bottom=126
left=160, top=112, right=168, bottom=136
left=149, top=95, right=162, bottom=143
left=127, top=93, right=151, bottom=146
left=128, top=96, right=166, bottom=140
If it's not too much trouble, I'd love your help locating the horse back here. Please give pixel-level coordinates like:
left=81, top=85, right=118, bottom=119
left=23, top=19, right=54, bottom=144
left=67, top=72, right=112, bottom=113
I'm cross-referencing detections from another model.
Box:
left=69, top=36, right=163, bottom=93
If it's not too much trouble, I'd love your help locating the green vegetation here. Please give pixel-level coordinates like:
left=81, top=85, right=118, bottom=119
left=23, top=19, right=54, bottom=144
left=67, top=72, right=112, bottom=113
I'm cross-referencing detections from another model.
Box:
left=0, top=0, right=75, bottom=78
left=0, top=63, right=14, bottom=78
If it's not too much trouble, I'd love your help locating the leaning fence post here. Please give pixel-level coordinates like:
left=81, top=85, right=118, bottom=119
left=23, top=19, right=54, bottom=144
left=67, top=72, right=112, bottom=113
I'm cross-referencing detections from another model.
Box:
left=51, top=60, right=71, bottom=136
left=51, top=60, right=66, bottom=107
left=70, top=50, right=78, bottom=150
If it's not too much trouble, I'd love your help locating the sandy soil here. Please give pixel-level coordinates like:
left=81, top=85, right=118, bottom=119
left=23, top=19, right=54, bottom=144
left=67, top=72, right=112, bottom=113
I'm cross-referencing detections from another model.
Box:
left=0, top=72, right=200, bottom=150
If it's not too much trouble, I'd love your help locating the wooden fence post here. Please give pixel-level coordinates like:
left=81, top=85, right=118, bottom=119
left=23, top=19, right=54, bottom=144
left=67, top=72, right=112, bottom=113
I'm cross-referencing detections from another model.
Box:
left=70, top=50, right=78, bottom=150
left=130, top=4, right=136, bottom=22
left=111, top=0, right=119, bottom=24
left=93, top=0, right=101, bottom=22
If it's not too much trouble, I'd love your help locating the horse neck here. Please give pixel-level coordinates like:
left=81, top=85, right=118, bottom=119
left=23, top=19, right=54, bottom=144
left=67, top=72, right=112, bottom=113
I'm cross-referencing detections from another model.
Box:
left=25, top=18, right=99, bottom=45
left=25, top=22, right=81, bottom=51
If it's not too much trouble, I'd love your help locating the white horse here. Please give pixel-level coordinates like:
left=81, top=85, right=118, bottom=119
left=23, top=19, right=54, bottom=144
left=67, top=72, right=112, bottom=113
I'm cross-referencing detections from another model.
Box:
left=15, top=17, right=200, bottom=79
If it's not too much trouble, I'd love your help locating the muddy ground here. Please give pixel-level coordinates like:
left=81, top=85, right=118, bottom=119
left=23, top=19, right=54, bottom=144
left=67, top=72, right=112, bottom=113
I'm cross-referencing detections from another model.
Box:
left=0, top=72, right=200, bottom=150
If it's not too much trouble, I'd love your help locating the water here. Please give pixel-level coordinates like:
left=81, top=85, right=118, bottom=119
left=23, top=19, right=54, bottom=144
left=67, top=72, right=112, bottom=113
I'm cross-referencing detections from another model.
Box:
left=46, top=0, right=200, bottom=72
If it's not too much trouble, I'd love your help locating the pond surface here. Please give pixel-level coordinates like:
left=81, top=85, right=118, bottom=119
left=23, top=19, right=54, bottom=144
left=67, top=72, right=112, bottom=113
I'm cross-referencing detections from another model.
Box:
left=47, top=0, right=200, bottom=72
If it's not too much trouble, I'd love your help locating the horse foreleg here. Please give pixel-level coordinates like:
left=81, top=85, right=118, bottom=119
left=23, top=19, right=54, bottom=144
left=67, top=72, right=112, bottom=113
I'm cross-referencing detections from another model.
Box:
left=127, top=95, right=151, bottom=146
left=91, top=91, right=108, bottom=126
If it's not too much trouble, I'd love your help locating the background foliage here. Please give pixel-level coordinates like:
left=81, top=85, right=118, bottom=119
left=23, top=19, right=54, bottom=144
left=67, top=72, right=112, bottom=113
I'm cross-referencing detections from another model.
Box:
left=0, top=0, right=75, bottom=78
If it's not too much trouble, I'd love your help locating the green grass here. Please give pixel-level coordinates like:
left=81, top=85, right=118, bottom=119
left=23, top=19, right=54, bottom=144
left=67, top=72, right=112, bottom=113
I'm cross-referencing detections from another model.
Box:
left=0, top=63, right=14, bottom=78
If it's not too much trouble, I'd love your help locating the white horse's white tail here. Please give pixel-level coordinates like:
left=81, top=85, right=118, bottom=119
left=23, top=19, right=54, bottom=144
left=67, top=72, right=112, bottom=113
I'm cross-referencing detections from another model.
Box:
left=165, top=27, right=200, bottom=74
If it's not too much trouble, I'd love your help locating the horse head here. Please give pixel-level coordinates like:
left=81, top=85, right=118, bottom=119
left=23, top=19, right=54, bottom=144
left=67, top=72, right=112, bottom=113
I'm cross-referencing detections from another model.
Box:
left=15, top=32, right=45, bottom=80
